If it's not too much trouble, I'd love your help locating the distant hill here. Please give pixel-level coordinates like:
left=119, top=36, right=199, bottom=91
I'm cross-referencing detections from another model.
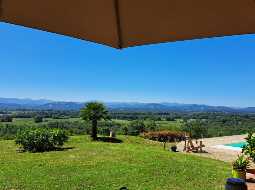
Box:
left=0, top=98, right=52, bottom=106
left=105, top=102, right=244, bottom=113
left=38, top=102, right=84, bottom=110
left=240, top=107, right=255, bottom=113
left=0, top=97, right=254, bottom=113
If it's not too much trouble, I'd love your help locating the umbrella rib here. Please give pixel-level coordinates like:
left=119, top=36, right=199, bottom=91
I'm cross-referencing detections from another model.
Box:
left=114, top=0, right=123, bottom=49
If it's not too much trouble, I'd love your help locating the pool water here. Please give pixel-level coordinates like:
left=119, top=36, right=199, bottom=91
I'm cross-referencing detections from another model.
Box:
left=225, top=142, right=247, bottom=148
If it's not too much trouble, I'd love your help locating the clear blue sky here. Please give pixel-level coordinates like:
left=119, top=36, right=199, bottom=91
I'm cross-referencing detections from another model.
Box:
left=1, top=22, right=255, bottom=107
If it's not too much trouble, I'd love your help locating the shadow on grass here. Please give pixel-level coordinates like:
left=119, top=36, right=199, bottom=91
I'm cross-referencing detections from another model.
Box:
left=17, top=147, right=75, bottom=153
left=96, top=137, right=123, bottom=144
left=54, top=147, right=75, bottom=152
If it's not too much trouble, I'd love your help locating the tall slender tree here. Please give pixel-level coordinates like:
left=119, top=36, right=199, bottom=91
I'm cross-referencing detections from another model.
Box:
left=80, top=102, right=109, bottom=140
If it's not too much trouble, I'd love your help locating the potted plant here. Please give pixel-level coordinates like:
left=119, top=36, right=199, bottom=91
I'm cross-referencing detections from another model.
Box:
left=242, top=132, right=255, bottom=174
left=170, top=145, right=177, bottom=152
left=232, top=154, right=250, bottom=180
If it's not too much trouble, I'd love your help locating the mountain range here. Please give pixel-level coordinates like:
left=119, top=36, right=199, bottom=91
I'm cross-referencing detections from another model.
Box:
left=0, top=97, right=255, bottom=113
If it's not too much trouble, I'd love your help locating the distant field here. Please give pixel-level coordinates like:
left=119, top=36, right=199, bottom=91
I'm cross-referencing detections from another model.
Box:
left=4, top=118, right=182, bottom=132
left=0, top=135, right=230, bottom=190
left=114, top=119, right=182, bottom=131
left=3, top=117, right=81, bottom=126
left=155, top=120, right=182, bottom=131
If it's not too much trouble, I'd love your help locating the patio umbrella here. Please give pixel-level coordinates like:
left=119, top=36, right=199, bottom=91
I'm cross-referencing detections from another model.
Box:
left=0, top=0, right=255, bottom=49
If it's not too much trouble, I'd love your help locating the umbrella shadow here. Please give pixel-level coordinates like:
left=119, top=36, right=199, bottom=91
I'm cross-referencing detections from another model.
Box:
left=96, top=137, right=123, bottom=144
left=16, top=147, right=75, bottom=153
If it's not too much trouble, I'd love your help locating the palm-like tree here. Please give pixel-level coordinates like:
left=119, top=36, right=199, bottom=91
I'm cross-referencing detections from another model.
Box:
left=80, top=102, right=109, bottom=140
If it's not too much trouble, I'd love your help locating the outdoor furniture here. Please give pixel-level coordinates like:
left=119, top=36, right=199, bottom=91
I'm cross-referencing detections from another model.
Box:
left=184, top=136, right=205, bottom=153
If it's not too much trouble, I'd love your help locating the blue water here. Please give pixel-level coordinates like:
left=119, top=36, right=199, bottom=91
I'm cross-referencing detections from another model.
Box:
left=225, top=142, right=247, bottom=148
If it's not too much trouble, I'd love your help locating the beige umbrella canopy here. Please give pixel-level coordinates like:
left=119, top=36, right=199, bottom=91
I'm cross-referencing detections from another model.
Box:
left=1, top=0, right=255, bottom=49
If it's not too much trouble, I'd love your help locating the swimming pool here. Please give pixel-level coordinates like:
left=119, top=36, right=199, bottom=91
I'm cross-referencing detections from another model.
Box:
left=225, top=142, right=247, bottom=148
left=213, top=142, right=247, bottom=151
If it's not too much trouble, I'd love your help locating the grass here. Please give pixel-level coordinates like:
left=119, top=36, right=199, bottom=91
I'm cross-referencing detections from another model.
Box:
left=0, top=135, right=230, bottom=190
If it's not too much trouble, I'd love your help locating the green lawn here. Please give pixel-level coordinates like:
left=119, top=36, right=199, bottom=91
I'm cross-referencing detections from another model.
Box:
left=0, top=136, right=230, bottom=190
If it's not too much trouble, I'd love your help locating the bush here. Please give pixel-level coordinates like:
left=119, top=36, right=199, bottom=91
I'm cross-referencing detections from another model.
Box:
left=47, top=120, right=90, bottom=135
left=144, top=120, right=158, bottom=131
left=181, top=120, right=208, bottom=139
left=143, top=131, right=186, bottom=142
left=0, top=116, right=13, bottom=122
left=127, top=120, right=146, bottom=136
left=15, top=128, right=69, bottom=152
left=243, top=132, right=255, bottom=163
left=122, top=126, right=128, bottom=135
left=34, top=116, right=43, bottom=123
left=232, top=154, right=250, bottom=171
left=0, top=124, right=22, bottom=140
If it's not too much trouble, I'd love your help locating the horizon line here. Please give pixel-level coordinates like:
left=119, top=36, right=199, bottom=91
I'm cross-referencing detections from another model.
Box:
left=0, top=96, right=253, bottom=109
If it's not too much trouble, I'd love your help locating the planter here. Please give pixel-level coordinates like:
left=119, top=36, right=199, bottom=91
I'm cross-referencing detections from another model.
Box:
left=246, top=168, right=255, bottom=174
left=232, top=169, right=246, bottom=180
left=170, top=146, right=177, bottom=152
left=225, top=178, right=247, bottom=190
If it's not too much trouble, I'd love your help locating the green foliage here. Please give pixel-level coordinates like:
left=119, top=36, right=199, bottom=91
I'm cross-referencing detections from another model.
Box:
left=34, top=116, right=43, bottom=123
left=15, top=128, right=68, bottom=152
left=0, top=115, right=13, bottom=122
left=232, top=154, right=250, bottom=171
left=2, top=110, right=255, bottom=140
left=243, top=132, right=255, bottom=162
left=122, top=126, right=128, bottom=135
left=127, top=120, right=146, bottom=136
left=112, top=112, right=255, bottom=138
left=97, top=120, right=121, bottom=136
left=181, top=120, right=208, bottom=139
left=80, top=102, right=109, bottom=122
left=47, top=120, right=90, bottom=135
left=0, top=123, right=22, bottom=140
left=144, top=119, right=158, bottom=131
left=80, top=102, right=109, bottom=140
left=0, top=119, right=90, bottom=140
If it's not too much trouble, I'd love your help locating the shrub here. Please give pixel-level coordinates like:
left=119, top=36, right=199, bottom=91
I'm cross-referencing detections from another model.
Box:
left=122, top=126, right=128, bottom=135
left=0, top=124, right=24, bottom=140
left=143, top=131, right=186, bottom=142
left=243, top=132, right=255, bottom=162
left=15, top=128, right=69, bottom=152
left=144, top=120, right=158, bottom=131
left=127, top=120, right=146, bottom=136
left=98, top=121, right=119, bottom=136
left=232, top=154, right=250, bottom=171
left=181, top=120, right=208, bottom=139
left=0, top=116, right=13, bottom=122
left=47, top=120, right=90, bottom=135
left=34, top=116, right=43, bottom=123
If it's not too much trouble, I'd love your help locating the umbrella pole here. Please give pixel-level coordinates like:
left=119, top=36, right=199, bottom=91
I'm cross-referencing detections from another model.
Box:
left=114, top=0, right=123, bottom=49
left=0, top=0, right=3, bottom=19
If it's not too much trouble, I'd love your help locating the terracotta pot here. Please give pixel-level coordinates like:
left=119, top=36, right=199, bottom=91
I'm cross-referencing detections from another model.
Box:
left=247, top=168, right=255, bottom=174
